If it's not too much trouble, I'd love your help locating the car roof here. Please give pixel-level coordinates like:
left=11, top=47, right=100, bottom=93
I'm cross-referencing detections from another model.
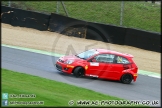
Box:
left=94, top=49, right=134, bottom=58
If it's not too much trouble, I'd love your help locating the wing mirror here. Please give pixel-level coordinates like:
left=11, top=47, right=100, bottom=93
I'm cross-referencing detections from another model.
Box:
left=88, top=58, right=96, bottom=62
left=91, top=58, right=96, bottom=62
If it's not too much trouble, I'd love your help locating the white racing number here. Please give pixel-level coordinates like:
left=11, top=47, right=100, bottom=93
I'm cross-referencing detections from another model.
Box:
left=90, top=62, right=99, bottom=66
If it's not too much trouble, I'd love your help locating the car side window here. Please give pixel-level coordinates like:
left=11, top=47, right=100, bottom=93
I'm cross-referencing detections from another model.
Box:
left=114, top=56, right=130, bottom=64
left=94, top=54, right=115, bottom=63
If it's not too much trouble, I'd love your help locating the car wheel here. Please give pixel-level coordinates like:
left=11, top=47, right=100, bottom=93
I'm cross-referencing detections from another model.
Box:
left=121, top=74, right=132, bottom=84
left=73, top=67, right=84, bottom=77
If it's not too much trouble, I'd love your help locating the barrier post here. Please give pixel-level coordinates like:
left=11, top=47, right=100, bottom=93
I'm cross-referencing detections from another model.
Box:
left=120, top=1, right=124, bottom=26
left=56, top=1, right=60, bottom=14
left=61, top=1, right=69, bottom=17
left=8, top=1, right=11, bottom=7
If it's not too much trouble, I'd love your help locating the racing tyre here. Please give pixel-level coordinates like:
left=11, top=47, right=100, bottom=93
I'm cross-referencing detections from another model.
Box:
left=73, top=67, right=84, bottom=77
left=121, top=74, right=132, bottom=84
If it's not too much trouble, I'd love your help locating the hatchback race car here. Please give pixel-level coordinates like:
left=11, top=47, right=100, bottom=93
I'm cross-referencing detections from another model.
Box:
left=55, top=49, right=138, bottom=84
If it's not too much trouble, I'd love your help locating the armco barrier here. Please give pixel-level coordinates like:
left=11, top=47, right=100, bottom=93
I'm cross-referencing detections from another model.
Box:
left=87, top=22, right=127, bottom=44
left=48, top=13, right=127, bottom=44
left=86, top=22, right=109, bottom=42
left=1, top=6, right=14, bottom=24
left=10, top=8, right=27, bottom=27
left=86, top=26, right=105, bottom=42
left=125, top=28, right=161, bottom=52
left=10, top=7, right=50, bottom=31
left=48, top=13, right=87, bottom=38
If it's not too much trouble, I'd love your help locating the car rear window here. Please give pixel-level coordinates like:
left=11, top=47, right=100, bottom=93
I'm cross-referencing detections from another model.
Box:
left=115, top=56, right=130, bottom=64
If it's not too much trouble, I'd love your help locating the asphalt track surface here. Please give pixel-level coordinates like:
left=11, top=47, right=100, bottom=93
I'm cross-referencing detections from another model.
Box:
left=2, top=46, right=161, bottom=106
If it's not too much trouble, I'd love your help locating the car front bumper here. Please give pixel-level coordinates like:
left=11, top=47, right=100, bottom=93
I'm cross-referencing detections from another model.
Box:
left=55, top=61, right=74, bottom=74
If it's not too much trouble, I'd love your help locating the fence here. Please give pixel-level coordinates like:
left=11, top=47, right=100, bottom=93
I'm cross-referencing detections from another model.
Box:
left=1, top=1, right=160, bottom=33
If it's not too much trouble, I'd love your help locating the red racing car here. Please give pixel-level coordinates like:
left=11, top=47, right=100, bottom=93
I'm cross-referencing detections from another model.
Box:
left=55, top=49, right=138, bottom=84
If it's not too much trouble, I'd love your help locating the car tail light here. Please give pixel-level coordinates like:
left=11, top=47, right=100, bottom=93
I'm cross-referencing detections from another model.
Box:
left=131, top=62, right=138, bottom=73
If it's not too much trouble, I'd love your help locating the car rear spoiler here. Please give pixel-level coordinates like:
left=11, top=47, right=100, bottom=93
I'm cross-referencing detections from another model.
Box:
left=125, top=53, right=134, bottom=58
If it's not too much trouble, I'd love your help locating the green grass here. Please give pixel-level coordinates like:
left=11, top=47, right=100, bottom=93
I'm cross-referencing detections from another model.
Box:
left=2, top=68, right=148, bottom=107
left=1, top=1, right=160, bottom=32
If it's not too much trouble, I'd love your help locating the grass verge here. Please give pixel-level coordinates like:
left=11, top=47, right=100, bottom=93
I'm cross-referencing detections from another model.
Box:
left=2, top=68, right=147, bottom=107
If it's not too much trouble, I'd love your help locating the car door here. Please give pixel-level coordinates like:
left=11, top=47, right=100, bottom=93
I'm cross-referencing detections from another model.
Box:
left=108, top=55, right=131, bottom=79
left=97, top=54, right=115, bottom=78
left=86, top=54, right=113, bottom=77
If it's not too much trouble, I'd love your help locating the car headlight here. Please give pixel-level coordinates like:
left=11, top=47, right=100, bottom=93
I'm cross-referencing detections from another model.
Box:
left=65, top=60, right=74, bottom=64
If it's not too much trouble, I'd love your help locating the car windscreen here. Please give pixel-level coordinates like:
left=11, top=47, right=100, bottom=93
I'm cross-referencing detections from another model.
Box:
left=76, top=49, right=99, bottom=60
